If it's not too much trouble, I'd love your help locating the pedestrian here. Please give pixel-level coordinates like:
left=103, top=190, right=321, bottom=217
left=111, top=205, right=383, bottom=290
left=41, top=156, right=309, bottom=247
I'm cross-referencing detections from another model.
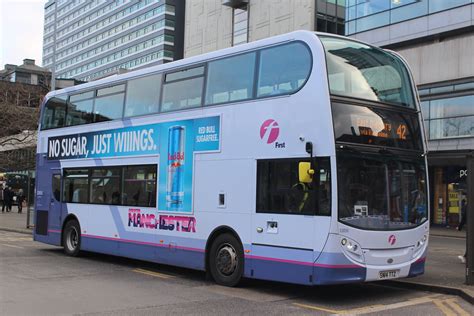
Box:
left=1, top=185, right=5, bottom=213
left=457, top=199, right=467, bottom=263
left=6, top=186, right=13, bottom=212
left=2, top=186, right=11, bottom=212
left=17, top=188, right=25, bottom=213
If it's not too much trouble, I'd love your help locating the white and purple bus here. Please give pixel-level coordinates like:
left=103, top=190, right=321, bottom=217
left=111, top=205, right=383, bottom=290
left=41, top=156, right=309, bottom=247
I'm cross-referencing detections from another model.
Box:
left=34, top=31, right=429, bottom=286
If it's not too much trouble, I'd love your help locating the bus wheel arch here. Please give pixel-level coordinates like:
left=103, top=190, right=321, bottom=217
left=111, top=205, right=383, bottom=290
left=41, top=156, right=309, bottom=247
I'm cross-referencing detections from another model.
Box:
left=61, top=215, right=81, bottom=256
left=205, top=226, right=244, bottom=287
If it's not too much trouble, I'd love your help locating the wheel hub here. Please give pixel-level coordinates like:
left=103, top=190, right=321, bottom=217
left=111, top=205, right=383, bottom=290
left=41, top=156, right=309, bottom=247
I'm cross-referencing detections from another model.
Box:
left=216, top=244, right=237, bottom=276
left=67, top=227, right=78, bottom=250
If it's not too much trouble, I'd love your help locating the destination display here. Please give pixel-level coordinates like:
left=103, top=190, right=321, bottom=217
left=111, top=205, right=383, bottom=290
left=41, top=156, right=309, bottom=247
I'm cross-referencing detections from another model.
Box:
left=332, top=103, right=422, bottom=150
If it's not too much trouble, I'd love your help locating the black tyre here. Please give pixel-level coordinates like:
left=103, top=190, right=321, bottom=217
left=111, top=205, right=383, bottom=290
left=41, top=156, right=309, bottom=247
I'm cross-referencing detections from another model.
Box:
left=63, top=219, right=81, bottom=257
left=209, top=233, right=244, bottom=287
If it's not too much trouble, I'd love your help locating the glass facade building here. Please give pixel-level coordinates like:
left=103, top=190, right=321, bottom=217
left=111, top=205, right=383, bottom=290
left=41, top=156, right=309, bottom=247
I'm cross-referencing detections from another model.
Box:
left=346, top=0, right=474, bottom=35
left=42, top=0, right=184, bottom=82
left=418, top=80, right=473, bottom=227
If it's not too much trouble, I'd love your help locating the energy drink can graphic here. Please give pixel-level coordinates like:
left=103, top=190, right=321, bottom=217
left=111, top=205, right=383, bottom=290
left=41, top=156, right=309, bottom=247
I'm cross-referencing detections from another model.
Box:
left=166, top=126, right=185, bottom=210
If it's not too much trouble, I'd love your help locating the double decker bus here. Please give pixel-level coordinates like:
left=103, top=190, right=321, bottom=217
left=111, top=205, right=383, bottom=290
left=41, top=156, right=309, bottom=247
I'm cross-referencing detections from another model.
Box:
left=34, top=31, right=428, bottom=286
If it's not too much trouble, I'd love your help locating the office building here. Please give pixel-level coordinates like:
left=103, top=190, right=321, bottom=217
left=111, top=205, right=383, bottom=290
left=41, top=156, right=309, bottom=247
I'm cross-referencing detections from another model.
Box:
left=0, top=59, right=51, bottom=87
left=184, top=0, right=345, bottom=57
left=42, top=0, right=185, bottom=82
left=347, top=0, right=474, bottom=227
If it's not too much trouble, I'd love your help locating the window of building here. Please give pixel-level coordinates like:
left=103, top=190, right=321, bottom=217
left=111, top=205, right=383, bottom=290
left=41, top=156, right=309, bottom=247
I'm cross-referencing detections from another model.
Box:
left=346, top=0, right=473, bottom=35
left=316, top=0, right=346, bottom=35
left=125, top=74, right=162, bottom=117
left=428, top=94, right=474, bottom=139
left=428, top=0, right=470, bottom=13
left=419, top=81, right=474, bottom=140
left=355, top=11, right=389, bottom=33
left=390, top=0, right=428, bottom=24
left=257, top=42, right=312, bottom=97
left=256, top=157, right=331, bottom=215
left=356, top=0, right=390, bottom=18
left=205, top=52, right=256, bottom=105
left=232, top=5, right=248, bottom=46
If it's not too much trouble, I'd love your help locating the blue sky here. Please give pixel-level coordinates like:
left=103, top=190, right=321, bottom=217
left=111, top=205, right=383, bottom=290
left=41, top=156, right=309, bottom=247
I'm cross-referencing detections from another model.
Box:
left=0, top=0, right=46, bottom=67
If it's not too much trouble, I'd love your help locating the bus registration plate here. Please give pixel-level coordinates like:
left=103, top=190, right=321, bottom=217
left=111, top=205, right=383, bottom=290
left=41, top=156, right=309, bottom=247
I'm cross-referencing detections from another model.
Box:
left=378, top=270, right=399, bottom=279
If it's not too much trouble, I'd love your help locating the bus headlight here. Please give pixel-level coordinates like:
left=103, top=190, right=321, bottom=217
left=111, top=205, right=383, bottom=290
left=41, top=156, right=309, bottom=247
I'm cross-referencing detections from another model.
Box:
left=340, top=237, right=364, bottom=263
left=413, top=235, right=428, bottom=258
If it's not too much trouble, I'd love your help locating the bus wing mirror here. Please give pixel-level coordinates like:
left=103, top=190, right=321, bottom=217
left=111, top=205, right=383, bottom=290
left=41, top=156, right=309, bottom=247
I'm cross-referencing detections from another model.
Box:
left=299, top=162, right=314, bottom=184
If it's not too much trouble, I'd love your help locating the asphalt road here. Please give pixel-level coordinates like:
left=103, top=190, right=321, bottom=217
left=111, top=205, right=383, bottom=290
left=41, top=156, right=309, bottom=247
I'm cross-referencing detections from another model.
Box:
left=0, top=231, right=472, bottom=315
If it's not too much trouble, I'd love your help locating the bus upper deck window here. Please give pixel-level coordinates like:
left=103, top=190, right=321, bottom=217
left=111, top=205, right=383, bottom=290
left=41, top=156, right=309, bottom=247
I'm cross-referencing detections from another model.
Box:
left=94, top=85, right=125, bottom=122
left=41, top=95, right=67, bottom=130
left=125, top=74, right=161, bottom=117
left=162, top=66, right=205, bottom=112
left=205, top=52, right=256, bottom=105
left=257, top=42, right=311, bottom=98
left=67, top=91, right=94, bottom=126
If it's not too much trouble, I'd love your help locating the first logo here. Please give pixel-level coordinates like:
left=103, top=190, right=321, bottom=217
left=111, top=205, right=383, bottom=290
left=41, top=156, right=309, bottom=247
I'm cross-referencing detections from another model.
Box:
left=260, top=119, right=280, bottom=144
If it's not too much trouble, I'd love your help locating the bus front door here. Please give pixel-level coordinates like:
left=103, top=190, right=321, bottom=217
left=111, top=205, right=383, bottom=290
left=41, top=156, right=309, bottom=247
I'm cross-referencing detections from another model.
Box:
left=251, top=159, right=316, bottom=284
left=49, top=171, right=62, bottom=231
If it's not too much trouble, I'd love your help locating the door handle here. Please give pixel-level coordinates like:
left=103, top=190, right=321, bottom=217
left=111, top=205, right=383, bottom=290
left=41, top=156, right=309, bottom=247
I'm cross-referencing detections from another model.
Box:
left=256, top=227, right=263, bottom=233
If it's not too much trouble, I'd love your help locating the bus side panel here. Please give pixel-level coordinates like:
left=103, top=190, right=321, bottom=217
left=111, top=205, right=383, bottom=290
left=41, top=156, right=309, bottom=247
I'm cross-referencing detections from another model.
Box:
left=81, top=236, right=119, bottom=257
left=247, top=245, right=314, bottom=285
left=154, top=242, right=205, bottom=271
left=73, top=203, right=208, bottom=270
left=79, top=232, right=206, bottom=270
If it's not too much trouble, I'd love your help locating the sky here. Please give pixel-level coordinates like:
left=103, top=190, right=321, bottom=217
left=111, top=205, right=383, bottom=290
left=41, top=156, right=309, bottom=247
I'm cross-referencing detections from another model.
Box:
left=0, top=0, right=47, bottom=67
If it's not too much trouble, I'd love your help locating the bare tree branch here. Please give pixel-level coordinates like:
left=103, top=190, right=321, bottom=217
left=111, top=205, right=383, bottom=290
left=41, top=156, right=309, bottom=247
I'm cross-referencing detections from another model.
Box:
left=0, top=81, right=45, bottom=171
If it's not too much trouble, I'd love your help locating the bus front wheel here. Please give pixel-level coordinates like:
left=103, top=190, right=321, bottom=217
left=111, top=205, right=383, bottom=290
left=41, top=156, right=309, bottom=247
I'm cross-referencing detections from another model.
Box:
left=209, top=233, right=244, bottom=287
left=63, top=219, right=81, bottom=257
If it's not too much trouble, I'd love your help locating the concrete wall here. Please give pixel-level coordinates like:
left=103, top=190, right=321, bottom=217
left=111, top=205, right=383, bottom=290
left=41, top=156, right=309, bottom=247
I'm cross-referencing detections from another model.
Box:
left=184, top=0, right=315, bottom=57
left=184, top=0, right=233, bottom=58
left=248, top=0, right=314, bottom=42
left=395, top=32, right=474, bottom=85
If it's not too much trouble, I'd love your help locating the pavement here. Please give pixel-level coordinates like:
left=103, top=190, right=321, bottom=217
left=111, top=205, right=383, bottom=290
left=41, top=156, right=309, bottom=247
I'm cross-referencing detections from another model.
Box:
left=0, top=207, right=33, bottom=234
left=0, top=211, right=472, bottom=304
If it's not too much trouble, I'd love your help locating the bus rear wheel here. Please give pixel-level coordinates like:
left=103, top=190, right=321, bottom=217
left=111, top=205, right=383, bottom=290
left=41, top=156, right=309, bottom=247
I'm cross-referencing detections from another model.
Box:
left=63, top=219, right=81, bottom=257
left=209, top=233, right=243, bottom=287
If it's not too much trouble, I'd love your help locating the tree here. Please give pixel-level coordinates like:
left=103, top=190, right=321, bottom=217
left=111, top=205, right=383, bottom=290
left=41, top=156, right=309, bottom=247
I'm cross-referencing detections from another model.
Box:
left=0, top=101, right=40, bottom=171
left=0, top=102, right=39, bottom=139
left=0, top=80, right=47, bottom=108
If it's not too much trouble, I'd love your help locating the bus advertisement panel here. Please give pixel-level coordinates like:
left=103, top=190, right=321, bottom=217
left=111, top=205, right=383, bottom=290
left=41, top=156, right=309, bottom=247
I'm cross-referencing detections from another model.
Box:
left=47, top=116, right=220, bottom=214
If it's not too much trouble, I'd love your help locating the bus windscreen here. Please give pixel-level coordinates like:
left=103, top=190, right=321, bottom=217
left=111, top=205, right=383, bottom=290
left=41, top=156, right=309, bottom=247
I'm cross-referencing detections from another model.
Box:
left=319, top=36, right=415, bottom=108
